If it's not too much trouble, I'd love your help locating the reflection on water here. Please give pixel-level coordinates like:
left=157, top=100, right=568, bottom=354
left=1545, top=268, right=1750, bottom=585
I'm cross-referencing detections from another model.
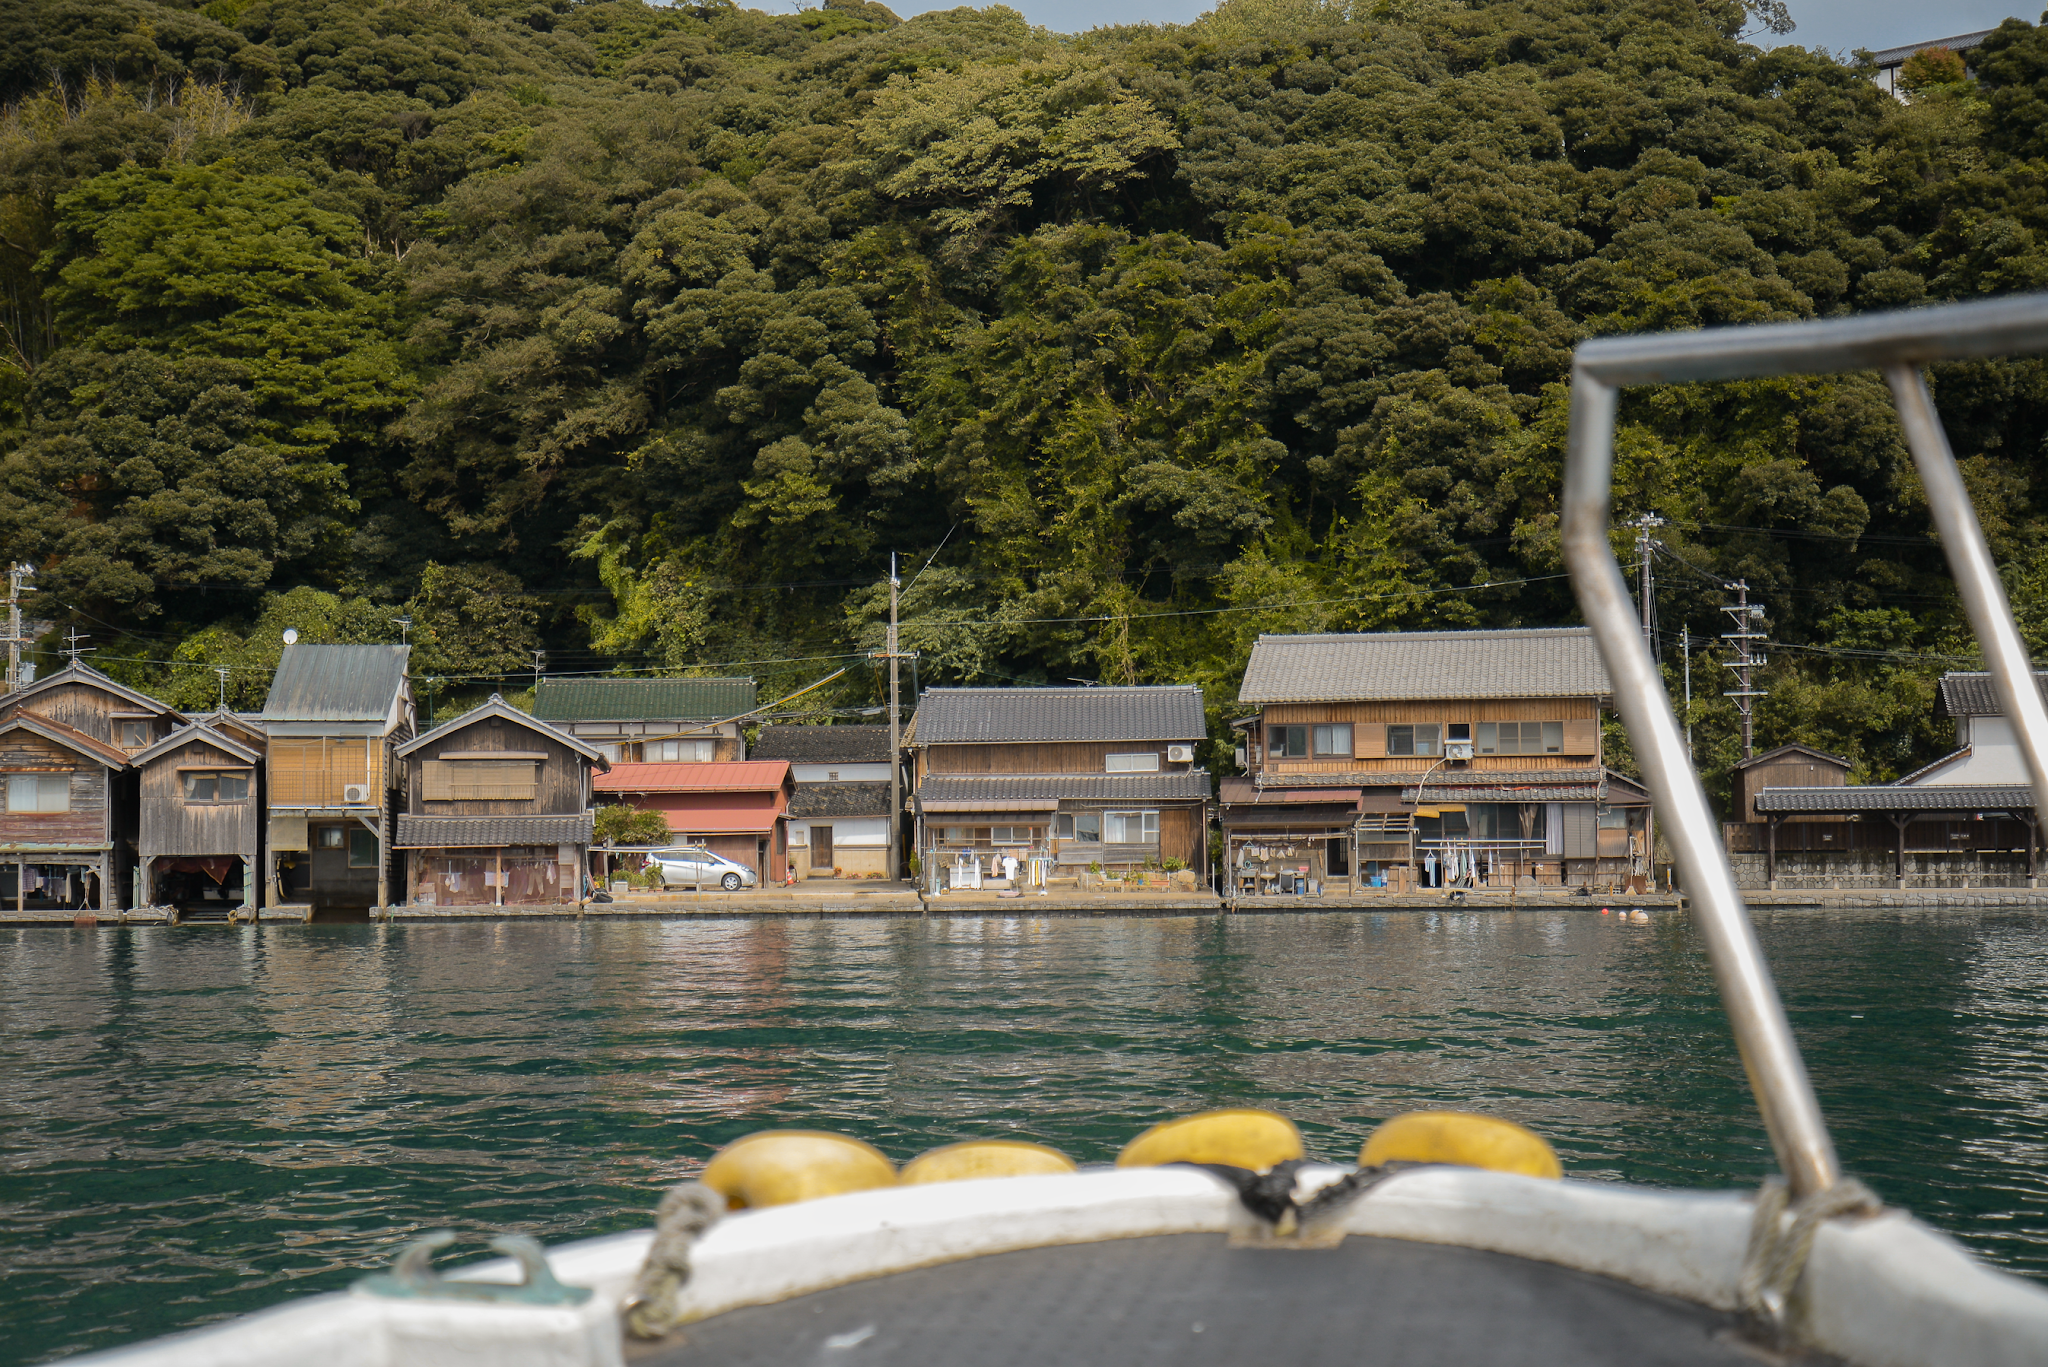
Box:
left=3, top=909, right=2046, bottom=1363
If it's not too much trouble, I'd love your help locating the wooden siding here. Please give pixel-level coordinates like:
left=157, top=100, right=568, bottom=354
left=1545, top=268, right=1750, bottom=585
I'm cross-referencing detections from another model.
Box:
left=269, top=737, right=381, bottom=805
left=1264, top=754, right=1592, bottom=778
left=0, top=731, right=108, bottom=846
left=922, top=742, right=1189, bottom=775
left=1257, top=706, right=1600, bottom=767
left=13, top=681, right=177, bottom=749
left=140, top=738, right=258, bottom=858
left=405, top=717, right=586, bottom=816
left=1260, top=699, right=1601, bottom=724
left=1160, top=807, right=1202, bottom=868
left=1734, top=754, right=1850, bottom=824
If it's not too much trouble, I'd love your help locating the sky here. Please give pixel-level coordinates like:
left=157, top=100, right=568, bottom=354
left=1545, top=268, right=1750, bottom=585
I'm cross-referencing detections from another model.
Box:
left=884, top=0, right=2042, bottom=52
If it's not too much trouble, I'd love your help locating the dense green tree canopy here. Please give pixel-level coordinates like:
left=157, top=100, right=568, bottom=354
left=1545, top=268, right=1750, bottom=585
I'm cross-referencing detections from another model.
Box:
left=5, top=0, right=2048, bottom=809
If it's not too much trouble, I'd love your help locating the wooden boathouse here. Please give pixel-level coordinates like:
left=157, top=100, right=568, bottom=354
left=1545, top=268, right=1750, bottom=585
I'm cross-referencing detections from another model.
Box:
left=133, top=716, right=266, bottom=915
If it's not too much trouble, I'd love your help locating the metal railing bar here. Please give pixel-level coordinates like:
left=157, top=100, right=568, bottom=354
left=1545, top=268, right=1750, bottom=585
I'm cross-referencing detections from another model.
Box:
left=1577, top=293, right=2048, bottom=387
left=1563, top=369, right=1844, bottom=1201
left=1884, top=364, right=2048, bottom=825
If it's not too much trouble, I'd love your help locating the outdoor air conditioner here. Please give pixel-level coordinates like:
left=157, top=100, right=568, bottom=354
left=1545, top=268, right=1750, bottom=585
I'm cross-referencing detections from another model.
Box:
left=1167, top=745, right=1194, bottom=763
left=342, top=783, right=371, bottom=805
left=1445, top=741, right=1474, bottom=761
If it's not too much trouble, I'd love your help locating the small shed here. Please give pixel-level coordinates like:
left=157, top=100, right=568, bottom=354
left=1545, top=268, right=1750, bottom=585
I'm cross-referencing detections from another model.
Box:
left=134, top=721, right=265, bottom=912
left=1731, top=744, right=1852, bottom=824
left=594, top=759, right=794, bottom=885
left=393, top=694, right=608, bottom=909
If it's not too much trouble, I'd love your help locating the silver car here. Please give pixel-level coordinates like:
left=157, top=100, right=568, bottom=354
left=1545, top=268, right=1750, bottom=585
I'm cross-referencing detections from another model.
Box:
left=650, top=846, right=757, bottom=891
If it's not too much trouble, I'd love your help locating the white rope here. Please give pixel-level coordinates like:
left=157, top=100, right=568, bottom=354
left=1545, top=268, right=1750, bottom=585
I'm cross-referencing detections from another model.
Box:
left=1738, top=1175, right=1882, bottom=1335
left=621, top=1181, right=726, bottom=1340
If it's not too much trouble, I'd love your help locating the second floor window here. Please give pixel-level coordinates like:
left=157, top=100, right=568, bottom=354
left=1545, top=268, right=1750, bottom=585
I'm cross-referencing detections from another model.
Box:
left=1267, top=725, right=1306, bottom=757
left=1106, top=752, right=1160, bottom=772
left=650, top=739, right=716, bottom=763
left=5, top=774, right=69, bottom=813
left=1313, top=724, right=1351, bottom=756
left=1387, top=724, right=1440, bottom=757
left=182, top=771, right=250, bottom=803
left=1478, top=722, right=1564, bottom=755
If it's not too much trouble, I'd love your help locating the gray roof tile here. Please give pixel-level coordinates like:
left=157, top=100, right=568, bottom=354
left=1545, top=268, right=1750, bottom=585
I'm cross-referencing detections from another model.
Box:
left=1934, top=672, right=2048, bottom=719
left=1239, top=629, right=1611, bottom=704
left=912, top=686, right=1206, bottom=744
left=1755, top=785, right=2034, bottom=812
left=394, top=814, right=595, bottom=847
left=262, top=645, right=410, bottom=722
left=789, top=781, right=893, bottom=818
left=1256, top=767, right=1604, bottom=789
left=534, top=677, right=755, bottom=722
left=751, top=725, right=893, bottom=763
left=917, top=772, right=1210, bottom=804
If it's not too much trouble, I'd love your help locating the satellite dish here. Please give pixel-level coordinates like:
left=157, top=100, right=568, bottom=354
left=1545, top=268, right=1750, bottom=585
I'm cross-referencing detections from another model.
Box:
left=282, top=628, right=299, bottom=645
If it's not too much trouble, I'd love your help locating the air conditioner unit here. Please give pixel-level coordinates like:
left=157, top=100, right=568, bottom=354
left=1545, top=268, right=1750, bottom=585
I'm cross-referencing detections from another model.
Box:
left=342, top=783, right=371, bottom=805
left=1167, top=745, right=1194, bottom=763
left=1445, top=741, right=1474, bottom=761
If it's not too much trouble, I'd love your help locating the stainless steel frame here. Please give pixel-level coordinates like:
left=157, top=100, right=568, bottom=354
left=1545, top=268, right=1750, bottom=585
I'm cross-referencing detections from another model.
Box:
left=1562, top=293, right=2048, bottom=1199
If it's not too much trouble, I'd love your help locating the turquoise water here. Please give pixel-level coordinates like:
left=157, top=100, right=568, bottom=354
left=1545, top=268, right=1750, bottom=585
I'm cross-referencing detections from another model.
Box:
left=3, top=909, right=2046, bottom=1363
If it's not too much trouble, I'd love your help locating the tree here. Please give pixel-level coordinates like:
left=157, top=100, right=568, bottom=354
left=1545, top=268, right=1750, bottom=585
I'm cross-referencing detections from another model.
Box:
left=593, top=803, right=672, bottom=847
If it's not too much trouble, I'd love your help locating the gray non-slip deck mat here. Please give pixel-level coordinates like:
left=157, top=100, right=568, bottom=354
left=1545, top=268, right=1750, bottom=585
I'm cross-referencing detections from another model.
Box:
left=636, top=1232, right=1770, bottom=1366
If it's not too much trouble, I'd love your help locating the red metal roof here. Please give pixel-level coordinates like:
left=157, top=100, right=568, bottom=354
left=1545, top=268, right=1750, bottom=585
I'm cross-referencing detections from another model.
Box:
left=658, top=800, right=782, bottom=834
left=594, top=760, right=791, bottom=793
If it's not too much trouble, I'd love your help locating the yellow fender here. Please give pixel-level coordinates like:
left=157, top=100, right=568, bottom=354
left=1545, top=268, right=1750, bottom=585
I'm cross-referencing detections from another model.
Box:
left=700, top=1130, right=897, bottom=1209
left=1117, top=1108, right=1304, bottom=1173
left=1360, top=1111, right=1561, bottom=1179
left=899, top=1140, right=1078, bottom=1185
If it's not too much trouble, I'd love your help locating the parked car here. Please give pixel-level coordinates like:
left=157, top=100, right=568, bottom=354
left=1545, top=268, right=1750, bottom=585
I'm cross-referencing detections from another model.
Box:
left=650, top=846, right=757, bottom=891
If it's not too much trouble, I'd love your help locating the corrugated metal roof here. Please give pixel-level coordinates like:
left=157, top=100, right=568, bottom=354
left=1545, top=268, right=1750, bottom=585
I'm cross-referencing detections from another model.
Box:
left=750, top=725, right=893, bottom=763
left=917, top=772, right=1210, bottom=804
left=657, top=799, right=782, bottom=833
left=789, top=782, right=892, bottom=818
left=533, top=677, right=755, bottom=722
left=595, top=760, right=791, bottom=793
left=394, top=814, right=594, bottom=848
left=1935, top=672, right=2048, bottom=719
left=1755, top=785, right=2034, bottom=812
left=1238, top=629, right=1611, bottom=704
left=911, top=687, right=1206, bottom=744
left=1866, top=29, right=1998, bottom=68
left=262, top=645, right=410, bottom=722
left=0, top=711, right=132, bottom=768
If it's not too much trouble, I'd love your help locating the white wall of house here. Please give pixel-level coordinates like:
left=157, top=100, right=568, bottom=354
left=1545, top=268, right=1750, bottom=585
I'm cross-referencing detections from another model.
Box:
left=788, top=816, right=888, bottom=847
left=1914, top=715, right=2031, bottom=785
left=791, top=762, right=891, bottom=783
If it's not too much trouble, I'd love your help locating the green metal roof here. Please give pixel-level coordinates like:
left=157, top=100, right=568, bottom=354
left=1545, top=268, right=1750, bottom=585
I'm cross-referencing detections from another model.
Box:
left=533, top=677, right=756, bottom=722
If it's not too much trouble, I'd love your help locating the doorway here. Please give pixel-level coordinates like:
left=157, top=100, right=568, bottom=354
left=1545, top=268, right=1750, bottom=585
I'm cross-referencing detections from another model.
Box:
left=811, top=826, right=834, bottom=873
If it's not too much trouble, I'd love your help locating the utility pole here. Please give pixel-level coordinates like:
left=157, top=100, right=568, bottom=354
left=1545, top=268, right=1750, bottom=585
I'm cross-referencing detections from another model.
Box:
left=60, top=629, right=92, bottom=666
left=1631, top=513, right=1666, bottom=662
left=1721, top=582, right=1768, bottom=760
left=216, top=667, right=231, bottom=712
left=4, top=562, right=32, bottom=693
left=1682, top=625, right=1693, bottom=759
left=531, top=649, right=545, bottom=695
left=887, top=555, right=902, bottom=882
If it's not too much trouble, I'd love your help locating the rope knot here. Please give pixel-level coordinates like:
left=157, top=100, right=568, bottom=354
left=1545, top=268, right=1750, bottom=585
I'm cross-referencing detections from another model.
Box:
left=1737, top=1176, right=1882, bottom=1340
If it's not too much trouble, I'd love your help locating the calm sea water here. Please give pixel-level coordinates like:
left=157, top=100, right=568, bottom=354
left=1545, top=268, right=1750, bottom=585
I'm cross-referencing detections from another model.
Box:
left=3, top=909, right=2046, bottom=1363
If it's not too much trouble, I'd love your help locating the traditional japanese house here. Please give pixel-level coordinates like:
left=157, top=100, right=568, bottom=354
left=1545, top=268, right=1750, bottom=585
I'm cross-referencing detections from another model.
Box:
left=748, top=725, right=895, bottom=878
left=532, top=677, right=755, bottom=764
left=134, top=716, right=266, bottom=914
left=906, top=686, right=1211, bottom=886
left=392, top=694, right=608, bottom=909
left=259, top=644, right=414, bottom=913
left=1730, top=744, right=1851, bottom=825
left=1230, top=629, right=1650, bottom=893
left=0, top=712, right=131, bottom=914
left=593, top=760, right=794, bottom=884
left=0, top=661, right=189, bottom=909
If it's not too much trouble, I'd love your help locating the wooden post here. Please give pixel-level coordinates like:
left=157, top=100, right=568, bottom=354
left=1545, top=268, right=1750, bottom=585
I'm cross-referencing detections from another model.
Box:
left=1766, top=815, right=1777, bottom=890
left=375, top=815, right=389, bottom=913
left=15, top=858, right=23, bottom=914
left=494, top=848, right=504, bottom=908
left=1892, top=813, right=1911, bottom=890
left=2028, top=814, right=2038, bottom=890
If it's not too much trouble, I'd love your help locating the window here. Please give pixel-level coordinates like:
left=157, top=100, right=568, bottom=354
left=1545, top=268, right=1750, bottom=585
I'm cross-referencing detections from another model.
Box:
left=1312, top=724, right=1352, bottom=756
left=1597, top=807, right=1628, bottom=829
left=1054, top=812, right=1102, bottom=842
left=317, top=826, right=345, bottom=849
left=182, top=771, right=250, bottom=803
left=423, top=760, right=538, bottom=801
left=1106, top=752, right=1161, bottom=772
left=1266, top=726, right=1308, bottom=758
left=1103, top=811, right=1159, bottom=845
left=1386, top=724, right=1440, bottom=757
left=5, top=774, right=69, bottom=813
left=1476, top=722, right=1564, bottom=755
left=991, top=826, right=1033, bottom=845
left=826, top=770, right=839, bottom=781
left=651, top=739, right=716, bottom=763
left=119, top=721, right=151, bottom=748
left=348, top=829, right=380, bottom=868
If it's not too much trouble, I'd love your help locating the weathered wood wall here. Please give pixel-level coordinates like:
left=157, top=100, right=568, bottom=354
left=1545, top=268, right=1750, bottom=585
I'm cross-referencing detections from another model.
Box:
left=1159, top=807, right=1203, bottom=869
left=0, top=731, right=107, bottom=847
left=269, top=737, right=380, bottom=804
left=1733, top=754, right=1849, bottom=823
left=405, top=717, right=585, bottom=815
left=921, top=742, right=1190, bottom=776
left=13, top=681, right=177, bottom=749
left=140, top=737, right=258, bottom=857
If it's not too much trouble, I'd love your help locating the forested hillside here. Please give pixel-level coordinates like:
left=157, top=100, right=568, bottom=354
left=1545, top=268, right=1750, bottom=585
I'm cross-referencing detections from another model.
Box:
left=5, top=0, right=2048, bottom=799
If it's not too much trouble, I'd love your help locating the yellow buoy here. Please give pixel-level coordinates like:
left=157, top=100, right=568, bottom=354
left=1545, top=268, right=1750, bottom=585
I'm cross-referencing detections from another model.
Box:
left=1117, top=1108, right=1304, bottom=1172
left=699, top=1130, right=897, bottom=1209
left=898, top=1139, right=1078, bottom=1185
left=1360, top=1111, right=1562, bottom=1179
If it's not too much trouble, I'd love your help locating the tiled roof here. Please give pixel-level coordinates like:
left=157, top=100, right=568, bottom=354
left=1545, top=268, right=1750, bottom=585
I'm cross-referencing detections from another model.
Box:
left=394, top=814, right=595, bottom=848
left=917, top=772, right=1210, bottom=805
left=1755, top=785, right=2034, bottom=813
left=750, top=725, right=894, bottom=763
left=262, top=645, right=409, bottom=721
left=1257, top=767, right=1604, bottom=790
left=911, top=686, right=1206, bottom=744
left=789, top=781, right=893, bottom=818
left=533, top=677, right=755, bottom=722
left=1415, top=782, right=1603, bottom=802
left=595, top=760, right=791, bottom=793
left=1934, top=672, right=2048, bottom=719
left=1238, top=629, right=1611, bottom=704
